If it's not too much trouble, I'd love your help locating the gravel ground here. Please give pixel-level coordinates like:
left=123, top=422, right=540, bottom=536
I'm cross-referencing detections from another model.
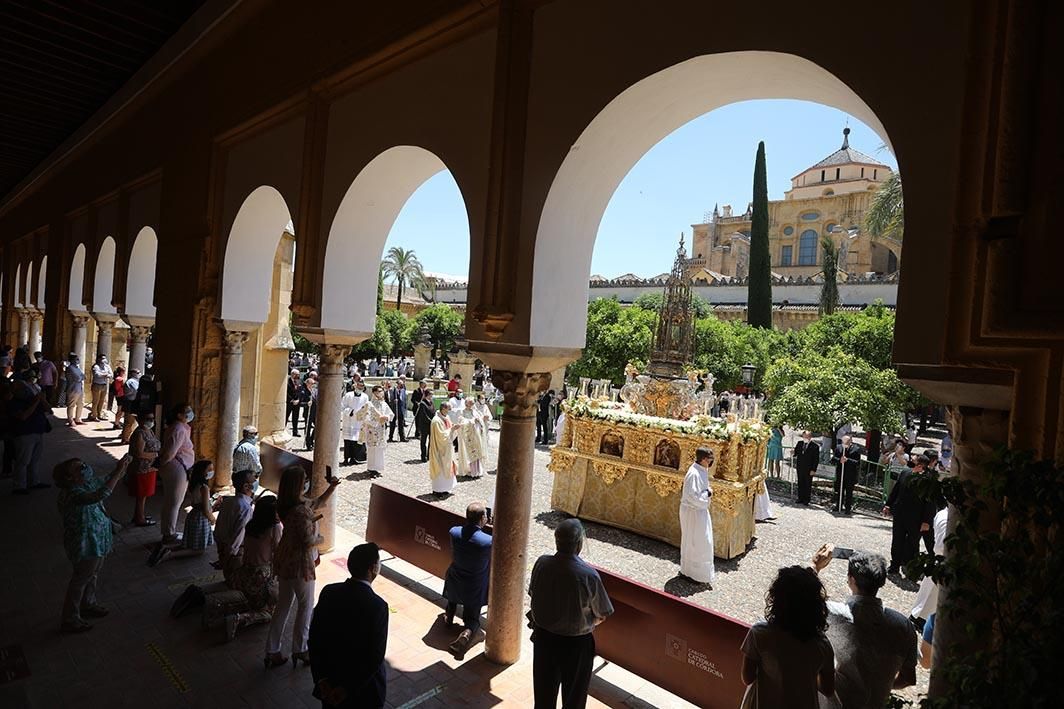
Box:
left=292, top=424, right=928, bottom=702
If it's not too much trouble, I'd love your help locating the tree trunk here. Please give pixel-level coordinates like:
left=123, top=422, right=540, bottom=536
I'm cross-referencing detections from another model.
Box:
left=396, top=279, right=404, bottom=310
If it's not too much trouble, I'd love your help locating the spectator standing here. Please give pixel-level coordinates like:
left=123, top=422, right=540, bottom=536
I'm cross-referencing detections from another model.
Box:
left=882, top=454, right=935, bottom=575
left=119, top=369, right=140, bottom=443
left=387, top=376, right=408, bottom=442
left=766, top=425, right=784, bottom=478
left=814, top=549, right=917, bottom=707
left=149, top=461, right=217, bottom=566
left=910, top=497, right=948, bottom=630
left=157, top=404, right=195, bottom=544
left=54, top=455, right=132, bottom=632
left=831, top=434, right=862, bottom=514
left=535, top=389, right=555, bottom=444
left=232, top=426, right=263, bottom=481
left=10, top=360, right=52, bottom=494
left=412, top=380, right=435, bottom=463
left=110, top=367, right=125, bottom=430
left=64, top=354, right=85, bottom=426
left=309, top=543, right=388, bottom=708
left=679, top=448, right=715, bottom=584
left=793, top=431, right=820, bottom=505
left=34, top=351, right=57, bottom=405
left=740, top=566, right=835, bottom=708
left=939, top=432, right=953, bottom=471
left=88, top=353, right=112, bottom=421
left=528, top=519, right=614, bottom=709
left=442, top=502, right=492, bottom=659
left=286, top=369, right=310, bottom=437
left=126, top=409, right=160, bottom=527
left=305, top=374, right=319, bottom=449
left=266, top=465, right=340, bottom=669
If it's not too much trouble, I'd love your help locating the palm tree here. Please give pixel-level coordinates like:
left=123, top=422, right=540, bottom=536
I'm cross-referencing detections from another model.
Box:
left=819, top=235, right=839, bottom=316
left=380, top=246, right=426, bottom=310
left=865, top=171, right=903, bottom=240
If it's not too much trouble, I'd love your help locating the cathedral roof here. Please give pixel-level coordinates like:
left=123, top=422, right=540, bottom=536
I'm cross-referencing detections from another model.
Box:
left=798, top=128, right=889, bottom=175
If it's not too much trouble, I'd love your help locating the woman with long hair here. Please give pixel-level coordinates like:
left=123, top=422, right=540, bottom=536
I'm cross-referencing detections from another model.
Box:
left=740, top=566, right=835, bottom=707
left=126, top=408, right=160, bottom=527
left=148, top=460, right=216, bottom=566
left=156, top=403, right=195, bottom=544
left=265, top=465, right=339, bottom=668
left=225, top=495, right=283, bottom=641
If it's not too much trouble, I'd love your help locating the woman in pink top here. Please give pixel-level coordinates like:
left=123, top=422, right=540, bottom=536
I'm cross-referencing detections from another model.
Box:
left=156, top=403, right=195, bottom=544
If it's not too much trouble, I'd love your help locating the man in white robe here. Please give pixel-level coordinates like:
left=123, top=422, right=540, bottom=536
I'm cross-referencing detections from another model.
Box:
left=340, top=382, right=369, bottom=465
left=357, top=385, right=393, bottom=476
left=472, top=394, right=493, bottom=462
left=457, top=399, right=486, bottom=478
left=429, top=403, right=460, bottom=496
left=679, top=447, right=715, bottom=584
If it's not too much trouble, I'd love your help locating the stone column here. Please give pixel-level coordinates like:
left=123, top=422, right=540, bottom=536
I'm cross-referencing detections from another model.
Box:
left=312, top=344, right=347, bottom=553
left=127, top=325, right=152, bottom=374
left=71, top=315, right=89, bottom=366
left=928, top=405, right=1009, bottom=699
left=216, top=330, right=250, bottom=489
left=28, top=311, right=43, bottom=353
left=450, top=349, right=477, bottom=394
left=94, top=316, right=115, bottom=361
left=413, top=341, right=432, bottom=381
left=485, top=370, right=551, bottom=665
left=17, top=309, right=29, bottom=347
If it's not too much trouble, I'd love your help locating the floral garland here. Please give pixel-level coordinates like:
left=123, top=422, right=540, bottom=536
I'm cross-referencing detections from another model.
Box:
left=562, top=398, right=769, bottom=443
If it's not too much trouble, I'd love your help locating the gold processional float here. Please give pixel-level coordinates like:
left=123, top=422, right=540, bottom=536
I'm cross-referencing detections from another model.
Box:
left=549, top=237, right=769, bottom=559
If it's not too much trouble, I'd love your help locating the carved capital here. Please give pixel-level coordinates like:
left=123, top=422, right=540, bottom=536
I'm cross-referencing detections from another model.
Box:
left=28, top=311, right=43, bottom=322
left=949, top=406, right=1010, bottom=479
left=95, top=319, right=114, bottom=335
left=71, top=315, right=89, bottom=328
left=490, top=370, right=551, bottom=419
left=129, top=325, right=153, bottom=344
left=319, top=344, right=349, bottom=375
left=222, top=330, right=250, bottom=355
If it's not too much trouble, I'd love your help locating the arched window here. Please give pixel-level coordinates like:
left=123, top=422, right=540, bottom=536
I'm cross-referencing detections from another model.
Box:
left=798, top=229, right=818, bottom=265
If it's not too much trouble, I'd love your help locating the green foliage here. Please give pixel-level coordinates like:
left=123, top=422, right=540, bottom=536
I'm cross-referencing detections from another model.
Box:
left=569, top=298, right=656, bottom=386
left=865, top=171, right=904, bottom=240
left=381, top=246, right=426, bottom=310
left=819, top=235, right=840, bottom=315
left=747, top=141, right=773, bottom=329
left=376, top=264, right=384, bottom=314
left=378, top=309, right=415, bottom=355
left=350, top=315, right=393, bottom=360
left=634, top=292, right=712, bottom=318
left=292, top=330, right=319, bottom=354
left=413, top=303, right=463, bottom=354
left=909, top=451, right=1064, bottom=709
left=763, top=346, right=909, bottom=433
left=800, top=302, right=896, bottom=370
left=693, top=317, right=783, bottom=392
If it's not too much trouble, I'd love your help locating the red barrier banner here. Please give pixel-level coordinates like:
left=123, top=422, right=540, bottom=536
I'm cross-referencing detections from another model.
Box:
left=365, top=483, right=749, bottom=708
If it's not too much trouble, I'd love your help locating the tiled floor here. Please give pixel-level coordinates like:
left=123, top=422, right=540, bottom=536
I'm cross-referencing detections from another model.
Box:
left=0, top=412, right=693, bottom=708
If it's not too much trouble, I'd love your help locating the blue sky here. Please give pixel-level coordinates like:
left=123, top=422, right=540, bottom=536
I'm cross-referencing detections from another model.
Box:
left=383, top=99, right=896, bottom=282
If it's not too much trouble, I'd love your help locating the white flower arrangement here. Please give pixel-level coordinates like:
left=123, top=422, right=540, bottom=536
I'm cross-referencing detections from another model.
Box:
left=563, top=396, right=769, bottom=443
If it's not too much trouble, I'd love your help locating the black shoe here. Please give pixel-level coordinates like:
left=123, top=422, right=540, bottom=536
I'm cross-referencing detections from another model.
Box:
left=170, top=584, right=204, bottom=618
left=147, top=543, right=170, bottom=567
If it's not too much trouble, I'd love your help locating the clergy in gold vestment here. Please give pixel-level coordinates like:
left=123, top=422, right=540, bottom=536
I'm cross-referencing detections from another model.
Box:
left=429, top=403, right=459, bottom=495
left=679, top=448, right=716, bottom=584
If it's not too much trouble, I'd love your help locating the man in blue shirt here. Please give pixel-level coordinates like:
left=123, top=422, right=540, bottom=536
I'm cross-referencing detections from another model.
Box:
left=442, top=502, right=492, bottom=659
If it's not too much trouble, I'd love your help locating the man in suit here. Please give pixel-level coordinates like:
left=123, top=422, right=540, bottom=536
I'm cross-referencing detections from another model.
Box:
left=442, top=501, right=493, bottom=659
left=832, top=433, right=862, bottom=514
left=535, top=389, right=555, bottom=444
left=286, top=369, right=310, bottom=437
left=411, top=379, right=435, bottom=462
left=388, top=376, right=408, bottom=442
left=883, top=454, right=935, bottom=575
left=309, top=543, right=388, bottom=708
left=793, top=430, right=820, bottom=505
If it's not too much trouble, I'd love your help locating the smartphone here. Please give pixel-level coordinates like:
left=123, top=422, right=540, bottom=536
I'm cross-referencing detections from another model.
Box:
left=832, top=547, right=855, bottom=560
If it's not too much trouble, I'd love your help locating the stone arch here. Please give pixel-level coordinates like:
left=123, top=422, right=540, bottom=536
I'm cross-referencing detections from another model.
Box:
left=24, top=260, right=34, bottom=306
left=93, top=237, right=117, bottom=314
left=321, top=146, right=468, bottom=334
left=221, top=186, right=294, bottom=325
left=530, top=51, right=891, bottom=348
left=14, top=263, right=22, bottom=307
left=37, top=257, right=47, bottom=309
left=126, top=227, right=158, bottom=318
left=69, top=244, right=87, bottom=312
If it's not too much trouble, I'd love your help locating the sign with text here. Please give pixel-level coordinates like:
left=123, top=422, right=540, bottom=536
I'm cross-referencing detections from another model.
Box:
left=592, top=566, right=749, bottom=708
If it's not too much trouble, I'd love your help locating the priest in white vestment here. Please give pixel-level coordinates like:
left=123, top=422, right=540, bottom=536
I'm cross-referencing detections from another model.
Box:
left=357, top=384, right=393, bottom=475
left=340, top=383, right=369, bottom=465
left=753, top=481, right=774, bottom=521
left=457, top=399, right=487, bottom=478
left=473, top=394, right=493, bottom=461
left=679, top=447, right=716, bottom=584
left=429, top=402, right=460, bottom=496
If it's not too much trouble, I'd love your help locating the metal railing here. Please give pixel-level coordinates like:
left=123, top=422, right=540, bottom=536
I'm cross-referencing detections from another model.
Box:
left=766, top=444, right=895, bottom=511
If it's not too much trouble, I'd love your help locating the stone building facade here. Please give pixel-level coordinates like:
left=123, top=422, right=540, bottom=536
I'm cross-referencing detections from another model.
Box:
left=688, top=128, right=903, bottom=280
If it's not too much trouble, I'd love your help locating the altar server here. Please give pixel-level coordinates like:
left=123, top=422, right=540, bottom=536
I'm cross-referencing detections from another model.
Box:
left=429, top=402, right=459, bottom=497
left=341, top=383, right=368, bottom=465
left=357, top=385, right=393, bottom=476
left=679, top=448, right=715, bottom=584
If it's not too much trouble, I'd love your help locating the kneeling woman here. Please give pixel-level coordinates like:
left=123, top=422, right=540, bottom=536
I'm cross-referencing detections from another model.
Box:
left=225, top=495, right=283, bottom=640
left=148, top=461, right=216, bottom=566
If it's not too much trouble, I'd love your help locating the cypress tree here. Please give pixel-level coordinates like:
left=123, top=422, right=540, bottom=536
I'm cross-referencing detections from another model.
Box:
left=819, top=235, right=840, bottom=315
left=747, top=141, right=772, bottom=328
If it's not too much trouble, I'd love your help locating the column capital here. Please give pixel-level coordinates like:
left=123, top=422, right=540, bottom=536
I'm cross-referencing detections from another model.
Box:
left=129, top=325, right=153, bottom=343
left=71, top=315, right=90, bottom=328
left=318, top=344, right=349, bottom=372
left=491, top=370, right=551, bottom=419
left=92, top=314, right=118, bottom=332
left=28, top=310, right=44, bottom=321
left=222, top=329, right=250, bottom=355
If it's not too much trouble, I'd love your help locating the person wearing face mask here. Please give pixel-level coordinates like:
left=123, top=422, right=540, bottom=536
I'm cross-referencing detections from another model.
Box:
left=148, top=461, right=217, bottom=566
left=54, top=455, right=132, bottom=632
left=126, top=409, right=160, bottom=526
left=267, top=465, right=340, bottom=668
left=232, top=425, right=263, bottom=484
left=88, top=353, right=113, bottom=422
left=9, top=361, right=52, bottom=494
left=793, top=431, right=820, bottom=505
left=357, top=385, right=393, bottom=477
left=156, top=403, right=196, bottom=544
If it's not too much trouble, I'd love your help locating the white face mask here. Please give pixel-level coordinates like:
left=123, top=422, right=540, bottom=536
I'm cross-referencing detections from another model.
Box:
left=143, top=420, right=155, bottom=429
